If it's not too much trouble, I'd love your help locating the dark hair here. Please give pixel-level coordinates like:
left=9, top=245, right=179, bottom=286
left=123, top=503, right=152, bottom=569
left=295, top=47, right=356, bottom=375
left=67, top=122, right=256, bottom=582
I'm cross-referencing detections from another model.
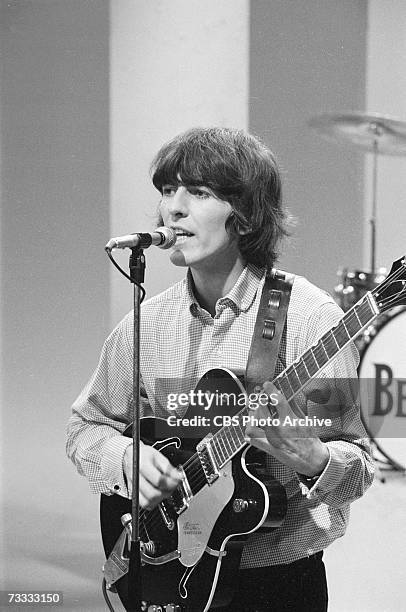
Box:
left=151, top=127, right=292, bottom=268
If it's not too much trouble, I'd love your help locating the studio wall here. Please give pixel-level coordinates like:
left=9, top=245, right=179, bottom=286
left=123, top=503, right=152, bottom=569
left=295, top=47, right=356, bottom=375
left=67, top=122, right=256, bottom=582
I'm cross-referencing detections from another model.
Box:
left=0, top=0, right=110, bottom=601
left=249, top=0, right=367, bottom=293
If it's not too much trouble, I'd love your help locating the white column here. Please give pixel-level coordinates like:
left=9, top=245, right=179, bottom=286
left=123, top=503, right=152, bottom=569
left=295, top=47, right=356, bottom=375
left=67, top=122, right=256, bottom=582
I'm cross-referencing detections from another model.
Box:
left=110, top=0, right=249, bottom=324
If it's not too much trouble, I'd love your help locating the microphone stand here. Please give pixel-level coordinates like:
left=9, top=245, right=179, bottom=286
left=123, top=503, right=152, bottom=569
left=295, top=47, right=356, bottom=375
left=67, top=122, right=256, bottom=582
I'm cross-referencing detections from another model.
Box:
left=127, top=246, right=145, bottom=612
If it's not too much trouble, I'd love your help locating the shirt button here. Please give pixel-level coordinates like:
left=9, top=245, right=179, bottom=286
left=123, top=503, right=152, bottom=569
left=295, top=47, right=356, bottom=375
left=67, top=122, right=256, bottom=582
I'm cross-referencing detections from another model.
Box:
left=113, top=484, right=120, bottom=491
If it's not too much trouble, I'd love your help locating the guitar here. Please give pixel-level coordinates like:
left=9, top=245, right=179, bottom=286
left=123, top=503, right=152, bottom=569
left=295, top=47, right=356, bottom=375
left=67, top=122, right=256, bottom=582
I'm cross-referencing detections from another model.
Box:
left=100, top=256, right=406, bottom=612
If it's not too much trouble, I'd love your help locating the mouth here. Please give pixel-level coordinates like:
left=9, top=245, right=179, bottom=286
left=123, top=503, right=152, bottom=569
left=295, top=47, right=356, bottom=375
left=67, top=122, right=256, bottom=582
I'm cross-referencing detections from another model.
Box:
left=172, top=228, right=194, bottom=244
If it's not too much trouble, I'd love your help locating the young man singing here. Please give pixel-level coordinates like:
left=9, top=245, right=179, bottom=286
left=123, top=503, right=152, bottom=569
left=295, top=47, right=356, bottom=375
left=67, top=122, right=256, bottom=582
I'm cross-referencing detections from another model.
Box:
left=67, top=127, right=374, bottom=611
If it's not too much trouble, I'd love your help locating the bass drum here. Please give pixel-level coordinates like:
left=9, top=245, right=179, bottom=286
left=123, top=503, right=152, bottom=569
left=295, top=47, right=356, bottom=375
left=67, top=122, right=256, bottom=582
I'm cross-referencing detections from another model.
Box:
left=359, top=307, right=406, bottom=472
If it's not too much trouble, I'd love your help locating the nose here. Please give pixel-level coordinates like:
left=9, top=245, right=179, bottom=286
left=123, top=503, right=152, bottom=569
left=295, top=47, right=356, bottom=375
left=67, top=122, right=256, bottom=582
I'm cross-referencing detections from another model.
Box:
left=164, top=186, right=189, bottom=220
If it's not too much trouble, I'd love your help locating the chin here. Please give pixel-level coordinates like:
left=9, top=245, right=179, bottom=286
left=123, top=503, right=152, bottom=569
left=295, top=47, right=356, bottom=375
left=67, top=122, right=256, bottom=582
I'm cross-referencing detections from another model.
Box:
left=169, top=249, right=188, bottom=267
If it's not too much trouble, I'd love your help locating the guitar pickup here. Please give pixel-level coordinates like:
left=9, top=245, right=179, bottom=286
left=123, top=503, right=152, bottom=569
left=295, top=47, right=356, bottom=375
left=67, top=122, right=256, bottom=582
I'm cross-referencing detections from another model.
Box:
left=197, top=435, right=220, bottom=485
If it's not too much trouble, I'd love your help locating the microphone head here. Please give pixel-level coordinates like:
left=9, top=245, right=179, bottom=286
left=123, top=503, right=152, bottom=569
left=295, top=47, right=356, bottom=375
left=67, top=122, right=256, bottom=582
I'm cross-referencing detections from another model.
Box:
left=156, top=226, right=177, bottom=249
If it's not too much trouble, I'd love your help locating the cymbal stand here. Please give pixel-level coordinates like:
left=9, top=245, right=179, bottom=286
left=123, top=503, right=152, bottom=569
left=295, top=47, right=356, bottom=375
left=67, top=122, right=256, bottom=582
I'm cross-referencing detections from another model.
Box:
left=369, top=124, right=382, bottom=274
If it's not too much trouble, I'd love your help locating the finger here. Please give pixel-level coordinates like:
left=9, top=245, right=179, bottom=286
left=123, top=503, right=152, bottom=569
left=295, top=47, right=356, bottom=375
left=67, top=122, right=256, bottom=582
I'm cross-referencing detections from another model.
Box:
left=245, top=422, right=267, bottom=441
left=141, top=464, right=180, bottom=493
left=152, top=451, right=183, bottom=485
left=254, top=400, right=279, bottom=421
left=261, top=382, right=287, bottom=411
left=139, top=473, right=165, bottom=507
left=139, top=492, right=149, bottom=509
left=248, top=435, right=272, bottom=453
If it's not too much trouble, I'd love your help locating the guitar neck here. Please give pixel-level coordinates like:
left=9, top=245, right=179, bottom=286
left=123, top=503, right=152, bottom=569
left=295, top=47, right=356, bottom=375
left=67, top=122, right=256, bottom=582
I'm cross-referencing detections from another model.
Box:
left=274, top=291, right=379, bottom=402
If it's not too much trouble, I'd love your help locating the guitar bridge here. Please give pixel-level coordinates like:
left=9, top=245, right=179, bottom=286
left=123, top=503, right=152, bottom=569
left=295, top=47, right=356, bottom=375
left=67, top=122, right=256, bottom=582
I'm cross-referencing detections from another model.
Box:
left=197, top=435, right=219, bottom=485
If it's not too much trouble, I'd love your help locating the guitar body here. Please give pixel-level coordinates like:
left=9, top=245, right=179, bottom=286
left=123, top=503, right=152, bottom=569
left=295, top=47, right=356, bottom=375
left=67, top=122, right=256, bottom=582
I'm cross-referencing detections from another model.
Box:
left=100, top=369, right=287, bottom=611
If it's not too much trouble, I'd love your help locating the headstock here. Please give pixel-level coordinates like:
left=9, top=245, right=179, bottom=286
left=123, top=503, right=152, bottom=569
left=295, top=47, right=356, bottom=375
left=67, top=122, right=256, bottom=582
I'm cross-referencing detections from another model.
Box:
left=373, top=256, right=406, bottom=313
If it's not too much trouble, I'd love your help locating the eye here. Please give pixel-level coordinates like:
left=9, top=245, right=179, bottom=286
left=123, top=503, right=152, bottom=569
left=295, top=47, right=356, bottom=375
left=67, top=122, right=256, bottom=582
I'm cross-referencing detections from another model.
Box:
left=188, top=186, right=211, bottom=199
left=162, top=185, right=177, bottom=197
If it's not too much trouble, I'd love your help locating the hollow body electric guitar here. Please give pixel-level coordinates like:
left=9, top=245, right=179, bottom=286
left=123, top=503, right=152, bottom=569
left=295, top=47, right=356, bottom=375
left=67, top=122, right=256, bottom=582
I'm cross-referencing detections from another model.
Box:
left=100, top=257, right=406, bottom=612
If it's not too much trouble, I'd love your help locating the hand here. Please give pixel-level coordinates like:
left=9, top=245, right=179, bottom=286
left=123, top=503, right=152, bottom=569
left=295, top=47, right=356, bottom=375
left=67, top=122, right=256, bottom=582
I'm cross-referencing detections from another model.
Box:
left=123, top=442, right=183, bottom=508
left=245, top=381, right=329, bottom=477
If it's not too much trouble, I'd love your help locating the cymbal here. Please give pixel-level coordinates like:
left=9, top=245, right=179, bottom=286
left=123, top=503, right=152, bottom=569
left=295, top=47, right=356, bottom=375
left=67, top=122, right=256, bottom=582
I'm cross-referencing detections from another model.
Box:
left=308, top=112, right=406, bottom=155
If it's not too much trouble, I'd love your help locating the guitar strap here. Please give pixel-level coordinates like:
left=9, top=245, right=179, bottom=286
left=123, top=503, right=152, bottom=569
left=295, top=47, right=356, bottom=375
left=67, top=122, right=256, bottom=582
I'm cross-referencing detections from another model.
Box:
left=245, top=268, right=294, bottom=395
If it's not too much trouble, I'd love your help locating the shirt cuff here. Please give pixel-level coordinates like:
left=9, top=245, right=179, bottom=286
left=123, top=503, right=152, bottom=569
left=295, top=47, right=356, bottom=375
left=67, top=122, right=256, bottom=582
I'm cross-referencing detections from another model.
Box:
left=100, top=435, right=133, bottom=497
left=298, top=444, right=346, bottom=500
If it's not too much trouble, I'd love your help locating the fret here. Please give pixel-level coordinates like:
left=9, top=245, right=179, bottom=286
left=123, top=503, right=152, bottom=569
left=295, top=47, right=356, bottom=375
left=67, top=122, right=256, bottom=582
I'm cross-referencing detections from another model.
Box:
left=231, top=409, right=249, bottom=450
left=302, top=350, right=319, bottom=377
left=323, top=330, right=338, bottom=358
left=353, top=307, right=362, bottom=327
left=276, top=375, right=294, bottom=399
left=221, top=430, right=233, bottom=457
left=214, top=436, right=227, bottom=465
left=228, top=425, right=239, bottom=452
left=219, top=434, right=230, bottom=462
left=234, top=420, right=246, bottom=446
left=286, top=368, right=301, bottom=394
left=357, top=299, right=375, bottom=326
left=236, top=421, right=245, bottom=445
left=339, top=319, right=352, bottom=343
left=333, top=322, right=350, bottom=348
left=343, top=311, right=362, bottom=336
left=294, top=360, right=311, bottom=387
left=210, top=441, right=222, bottom=469
left=312, top=342, right=328, bottom=368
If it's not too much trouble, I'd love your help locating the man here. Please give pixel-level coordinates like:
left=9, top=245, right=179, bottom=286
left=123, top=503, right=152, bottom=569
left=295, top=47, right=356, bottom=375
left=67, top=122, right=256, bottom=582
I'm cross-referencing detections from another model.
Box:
left=67, top=127, right=374, bottom=611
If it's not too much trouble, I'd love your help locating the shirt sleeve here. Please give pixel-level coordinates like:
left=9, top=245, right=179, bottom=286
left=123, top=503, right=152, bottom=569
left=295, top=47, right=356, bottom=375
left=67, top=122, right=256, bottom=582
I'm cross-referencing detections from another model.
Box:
left=294, top=300, right=375, bottom=506
left=66, top=315, right=151, bottom=497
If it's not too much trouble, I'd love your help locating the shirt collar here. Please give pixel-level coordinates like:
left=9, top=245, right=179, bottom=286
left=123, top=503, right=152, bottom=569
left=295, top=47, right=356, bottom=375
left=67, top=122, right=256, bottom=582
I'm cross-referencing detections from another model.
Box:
left=185, top=264, right=266, bottom=315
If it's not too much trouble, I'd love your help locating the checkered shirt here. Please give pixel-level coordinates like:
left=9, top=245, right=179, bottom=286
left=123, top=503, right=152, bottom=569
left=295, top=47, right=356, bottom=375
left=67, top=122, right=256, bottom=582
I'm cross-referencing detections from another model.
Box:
left=66, top=264, right=374, bottom=567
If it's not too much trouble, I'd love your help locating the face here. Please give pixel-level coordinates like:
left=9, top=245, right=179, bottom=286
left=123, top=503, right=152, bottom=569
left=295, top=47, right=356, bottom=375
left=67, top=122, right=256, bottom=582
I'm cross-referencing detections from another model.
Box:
left=159, top=183, right=241, bottom=272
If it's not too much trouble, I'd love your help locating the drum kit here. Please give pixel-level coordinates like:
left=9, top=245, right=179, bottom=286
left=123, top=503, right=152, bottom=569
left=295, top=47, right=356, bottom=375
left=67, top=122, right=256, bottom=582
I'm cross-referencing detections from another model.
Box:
left=309, top=111, right=406, bottom=479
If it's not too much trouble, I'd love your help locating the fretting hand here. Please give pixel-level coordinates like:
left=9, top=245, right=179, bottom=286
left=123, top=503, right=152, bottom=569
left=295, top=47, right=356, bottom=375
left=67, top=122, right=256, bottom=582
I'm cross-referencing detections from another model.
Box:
left=245, top=381, right=330, bottom=477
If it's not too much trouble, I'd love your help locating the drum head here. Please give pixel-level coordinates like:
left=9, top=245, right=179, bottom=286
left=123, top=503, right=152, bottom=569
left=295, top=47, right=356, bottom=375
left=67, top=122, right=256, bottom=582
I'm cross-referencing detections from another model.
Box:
left=359, top=309, right=406, bottom=469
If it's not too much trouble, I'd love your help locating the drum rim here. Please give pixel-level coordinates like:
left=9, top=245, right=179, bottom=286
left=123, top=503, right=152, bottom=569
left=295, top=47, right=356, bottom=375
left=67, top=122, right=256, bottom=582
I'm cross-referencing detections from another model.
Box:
left=358, top=306, right=406, bottom=472
left=358, top=306, right=406, bottom=363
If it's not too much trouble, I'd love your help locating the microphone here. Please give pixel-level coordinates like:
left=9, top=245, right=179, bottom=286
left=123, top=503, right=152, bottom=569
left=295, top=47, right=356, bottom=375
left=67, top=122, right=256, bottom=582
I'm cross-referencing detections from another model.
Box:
left=105, top=227, right=177, bottom=251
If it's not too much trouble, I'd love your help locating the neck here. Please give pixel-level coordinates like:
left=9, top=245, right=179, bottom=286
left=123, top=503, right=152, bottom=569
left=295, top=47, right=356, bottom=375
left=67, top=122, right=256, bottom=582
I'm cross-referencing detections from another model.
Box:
left=190, top=257, right=246, bottom=316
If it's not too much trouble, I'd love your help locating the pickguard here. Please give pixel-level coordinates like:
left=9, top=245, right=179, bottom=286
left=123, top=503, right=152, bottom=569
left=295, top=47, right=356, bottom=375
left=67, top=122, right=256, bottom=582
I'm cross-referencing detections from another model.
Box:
left=177, top=461, right=234, bottom=567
